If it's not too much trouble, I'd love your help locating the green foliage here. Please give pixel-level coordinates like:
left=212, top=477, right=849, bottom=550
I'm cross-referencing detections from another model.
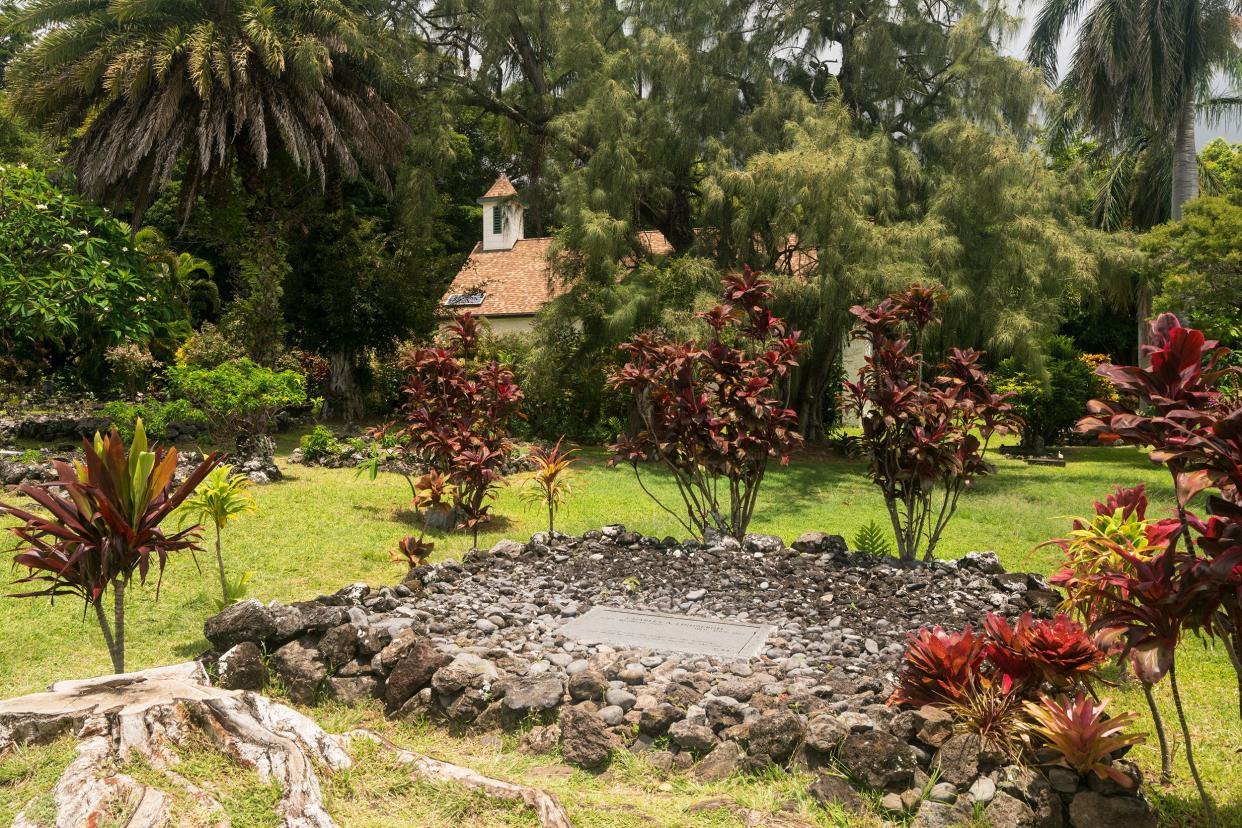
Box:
left=104, top=343, right=158, bottom=396
left=0, top=420, right=218, bottom=672
left=5, top=0, right=407, bottom=222
left=0, top=164, right=189, bottom=379
left=103, top=398, right=204, bottom=444
left=178, top=463, right=257, bottom=609
left=852, top=520, right=894, bottom=557
left=168, top=359, right=306, bottom=450
left=991, top=336, right=1096, bottom=450
left=176, top=323, right=245, bottom=370
left=299, top=426, right=341, bottom=463
left=1146, top=196, right=1242, bottom=348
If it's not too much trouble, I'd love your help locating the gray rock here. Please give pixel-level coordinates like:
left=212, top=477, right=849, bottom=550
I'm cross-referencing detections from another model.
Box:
left=1069, top=791, right=1156, bottom=828
left=985, top=792, right=1037, bottom=827
left=270, top=637, right=326, bottom=705
left=968, top=776, right=996, bottom=803
left=384, top=638, right=450, bottom=710
left=743, top=533, right=784, bottom=554
left=837, top=730, right=918, bottom=791
left=807, top=774, right=864, bottom=813
left=204, top=600, right=277, bottom=651
left=910, top=800, right=973, bottom=828
left=692, top=741, right=742, bottom=783
left=488, top=539, right=526, bottom=558
left=327, top=676, right=381, bottom=705
left=559, top=705, right=613, bottom=768
left=959, top=551, right=1004, bottom=574
left=567, top=669, right=608, bottom=702
left=504, top=675, right=564, bottom=712
left=928, top=782, right=958, bottom=803
left=668, top=720, right=717, bottom=753
left=638, top=703, right=685, bottom=736
left=747, top=710, right=803, bottom=764
left=933, top=733, right=994, bottom=788
left=318, top=623, right=359, bottom=667
left=606, top=688, right=637, bottom=710
left=519, top=724, right=561, bottom=755
left=214, top=642, right=267, bottom=691
left=598, top=705, right=626, bottom=726
left=805, top=715, right=848, bottom=753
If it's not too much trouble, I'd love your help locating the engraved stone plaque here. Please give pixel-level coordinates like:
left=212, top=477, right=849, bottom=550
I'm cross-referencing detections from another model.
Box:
left=558, top=607, right=772, bottom=659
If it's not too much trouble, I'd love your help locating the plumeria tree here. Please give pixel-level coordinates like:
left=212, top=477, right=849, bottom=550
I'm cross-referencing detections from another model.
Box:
left=844, top=286, right=1020, bottom=561
left=607, top=268, right=802, bottom=541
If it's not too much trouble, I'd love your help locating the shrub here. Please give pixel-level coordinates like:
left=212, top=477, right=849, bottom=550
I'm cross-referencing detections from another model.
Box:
left=104, top=343, right=158, bottom=395
left=378, top=313, right=524, bottom=548
left=299, top=425, right=341, bottom=463
left=168, top=358, right=306, bottom=452
left=0, top=420, right=218, bottom=672
left=607, top=268, right=803, bottom=541
left=391, top=535, right=434, bottom=569
left=844, top=286, right=1019, bottom=561
left=888, top=624, right=987, bottom=708
left=177, top=465, right=257, bottom=609
left=175, top=323, right=245, bottom=369
left=103, top=397, right=204, bottom=443
left=991, top=337, right=1097, bottom=452
left=518, top=438, right=578, bottom=534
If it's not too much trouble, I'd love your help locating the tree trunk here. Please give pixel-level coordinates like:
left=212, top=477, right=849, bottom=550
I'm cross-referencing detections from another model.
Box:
left=1141, top=680, right=1173, bottom=783
left=113, top=577, right=126, bottom=674
left=93, top=600, right=122, bottom=675
left=1135, top=280, right=1152, bottom=367
left=215, top=524, right=230, bottom=608
left=1169, top=662, right=1216, bottom=827
left=1170, top=97, right=1199, bottom=222
left=326, top=350, right=365, bottom=423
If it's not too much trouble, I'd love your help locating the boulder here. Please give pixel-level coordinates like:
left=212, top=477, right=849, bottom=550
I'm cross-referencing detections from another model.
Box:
left=567, top=669, right=608, bottom=702
left=504, top=675, right=564, bottom=712
left=1068, top=792, right=1156, bottom=828
left=837, top=730, right=918, bottom=791
left=933, top=733, right=994, bottom=788
left=384, top=638, right=450, bottom=710
left=910, top=800, right=973, bottom=828
left=519, top=724, right=561, bottom=755
left=958, top=551, right=1004, bottom=574
left=559, top=705, right=613, bottom=769
left=667, top=720, right=717, bottom=753
left=204, top=600, right=276, bottom=651
left=742, top=533, right=785, bottom=555
left=692, top=741, right=742, bottom=783
left=326, top=676, right=381, bottom=705
left=807, top=774, right=864, bottom=813
left=214, top=642, right=267, bottom=691
left=747, top=710, right=803, bottom=764
left=985, top=792, right=1037, bottom=827
left=914, top=705, right=954, bottom=747
left=318, top=623, right=359, bottom=667
left=270, top=637, right=327, bottom=705
left=638, top=703, right=685, bottom=736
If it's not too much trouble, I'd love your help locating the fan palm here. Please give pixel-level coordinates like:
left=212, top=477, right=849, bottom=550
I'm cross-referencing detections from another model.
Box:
left=1028, top=0, right=1241, bottom=223
left=6, top=0, right=409, bottom=223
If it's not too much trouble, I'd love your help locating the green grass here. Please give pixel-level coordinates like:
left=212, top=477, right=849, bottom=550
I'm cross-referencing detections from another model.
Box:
left=0, top=431, right=1239, bottom=825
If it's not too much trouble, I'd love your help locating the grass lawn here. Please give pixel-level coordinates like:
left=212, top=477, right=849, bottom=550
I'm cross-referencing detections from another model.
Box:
left=1, top=431, right=1239, bottom=826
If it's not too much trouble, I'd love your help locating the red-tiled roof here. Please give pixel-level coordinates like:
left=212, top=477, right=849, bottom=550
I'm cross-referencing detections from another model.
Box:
left=442, top=230, right=673, bottom=317
left=479, top=174, right=518, bottom=200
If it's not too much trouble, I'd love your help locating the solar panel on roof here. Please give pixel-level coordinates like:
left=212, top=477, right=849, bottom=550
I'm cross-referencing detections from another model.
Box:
left=445, top=292, right=485, bottom=307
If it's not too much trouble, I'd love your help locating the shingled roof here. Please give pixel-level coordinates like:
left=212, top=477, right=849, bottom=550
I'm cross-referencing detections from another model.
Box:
left=479, top=174, right=518, bottom=200
left=442, top=230, right=672, bottom=318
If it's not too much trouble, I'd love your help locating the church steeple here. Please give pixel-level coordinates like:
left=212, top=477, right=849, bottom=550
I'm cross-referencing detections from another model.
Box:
left=478, top=174, right=523, bottom=251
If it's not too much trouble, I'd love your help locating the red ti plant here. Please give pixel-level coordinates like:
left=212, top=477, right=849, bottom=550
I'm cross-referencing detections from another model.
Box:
left=1076, top=313, right=1242, bottom=723
left=379, top=313, right=524, bottom=549
left=607, top=268, right=802, bottom=541
left=1, top=420, right=218, bottom=673
left=844, top=286, right=1020, bottom=561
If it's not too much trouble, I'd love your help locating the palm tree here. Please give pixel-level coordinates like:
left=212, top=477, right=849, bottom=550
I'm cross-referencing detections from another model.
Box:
left=1028, top=0, right=1240, bottom=223
left=6, top=0, right=409, bottom=224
